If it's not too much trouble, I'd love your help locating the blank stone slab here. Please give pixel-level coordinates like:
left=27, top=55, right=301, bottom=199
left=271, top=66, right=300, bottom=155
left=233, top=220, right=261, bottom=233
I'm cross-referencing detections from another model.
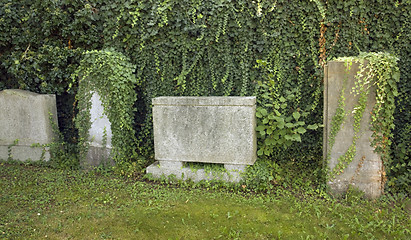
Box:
left=88, top=92, right=112, bottom=148
left=83, top=92, right=113, bottom=168
left=0, top=89, right=58, bottom=161
left=152, top=96, right=257, bottom=165
left=147, top=96, right=257, bottom=182
left=324, top=61, right=384, bottom=199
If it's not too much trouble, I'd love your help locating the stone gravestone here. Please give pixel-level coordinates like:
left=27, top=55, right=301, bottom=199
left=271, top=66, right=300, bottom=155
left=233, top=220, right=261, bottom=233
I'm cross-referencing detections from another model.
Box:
left=0, top=89, right=58, bottom=161
left=147, top=96, right=257, bottom=182
left=82, top=92, right=113, bottom=168
left=324, top=61, right=384, bottom=198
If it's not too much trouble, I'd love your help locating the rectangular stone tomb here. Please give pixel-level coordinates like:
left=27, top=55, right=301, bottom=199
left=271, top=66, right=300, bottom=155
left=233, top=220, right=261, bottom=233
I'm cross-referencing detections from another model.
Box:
left=83, top=92, right=113, bottom=168
left=147, top=96, right=257, bottom=182
left=0, top=89, right=58, bottom=161
left=324, top=61, right=384, bottom=198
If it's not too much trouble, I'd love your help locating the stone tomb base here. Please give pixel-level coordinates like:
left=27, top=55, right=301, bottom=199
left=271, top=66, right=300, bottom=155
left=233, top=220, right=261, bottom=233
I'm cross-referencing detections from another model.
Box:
left=146, top=161, right=246, bottom=183
left=85, top=145, right=114, bottom=168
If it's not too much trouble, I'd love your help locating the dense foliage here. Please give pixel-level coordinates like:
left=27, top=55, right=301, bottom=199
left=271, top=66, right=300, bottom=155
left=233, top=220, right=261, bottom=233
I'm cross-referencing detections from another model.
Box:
left=72, top=49, right=139, bottom=166
left=0, top=0, right=409, bottom=194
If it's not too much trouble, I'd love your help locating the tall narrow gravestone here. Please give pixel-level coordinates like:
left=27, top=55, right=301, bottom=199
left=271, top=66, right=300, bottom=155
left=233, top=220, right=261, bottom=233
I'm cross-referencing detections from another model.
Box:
left=324, top=61, right=384, bottom=198
left=83, top=92, right=113, bottom=168
left=0, top=89, right=58, bottom=161
left=147, top=96, right=257, bottom=182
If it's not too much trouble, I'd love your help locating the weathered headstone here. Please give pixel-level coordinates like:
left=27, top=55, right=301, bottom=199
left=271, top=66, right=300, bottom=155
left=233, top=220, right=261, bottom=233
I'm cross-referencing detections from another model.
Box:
left=82, top=92, right=113, bottom=168
left=0, top=89, right=58, bottom=161
left=147, top=96, right=257, bottom=182
left=324, top=61, right=384, bottom=198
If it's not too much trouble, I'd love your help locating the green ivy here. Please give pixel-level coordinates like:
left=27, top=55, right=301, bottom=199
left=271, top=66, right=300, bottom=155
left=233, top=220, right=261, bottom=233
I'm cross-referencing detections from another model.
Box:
left=330, top=52, right=400, bottom=185
left=3, top=45, right=82, bottom=95
left=72, top=48, right=139, bottom=166
left=0, top=0, right=409, bottom=193
left=328, top=89, right=368, bottom=180
left=255, top=59, right=319, bottom=157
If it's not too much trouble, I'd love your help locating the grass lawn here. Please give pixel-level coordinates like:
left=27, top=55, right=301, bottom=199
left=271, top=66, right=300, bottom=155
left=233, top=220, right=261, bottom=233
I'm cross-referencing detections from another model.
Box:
left=0, top=161, right=409, bottom=239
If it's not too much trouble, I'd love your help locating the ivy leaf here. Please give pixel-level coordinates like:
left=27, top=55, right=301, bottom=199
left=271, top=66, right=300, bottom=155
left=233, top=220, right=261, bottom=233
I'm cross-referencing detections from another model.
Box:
left=265, top=138, right=275, bottom=145
left=307, top=124, right=318, bottom=130
left=256, top=125, right=265, bottom=132
left=259, top=108, right=268, bottom=116
left=297, top=127, right=306, bottom=134
left=392, top=72, right=400, bottom=82
left=293, top=112, right=300, bottom=120
left=292, top=133, right=301, bottom=142
left=285, top=122, right=294, bottom=128
left=392, top=90, right=399, bottom=97
left=274, top=116, right=282, bottom=122
left=297, top=121, right=305, bottom=126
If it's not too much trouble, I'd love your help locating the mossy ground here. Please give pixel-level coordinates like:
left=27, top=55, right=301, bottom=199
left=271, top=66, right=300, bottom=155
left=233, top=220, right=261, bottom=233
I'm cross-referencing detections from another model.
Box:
left=0, top=161, right=409, bottom=239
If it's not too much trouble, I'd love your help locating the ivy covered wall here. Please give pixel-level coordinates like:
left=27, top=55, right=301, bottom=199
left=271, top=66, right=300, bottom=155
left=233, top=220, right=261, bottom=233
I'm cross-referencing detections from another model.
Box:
left=0, top=0, right=409, bottom=193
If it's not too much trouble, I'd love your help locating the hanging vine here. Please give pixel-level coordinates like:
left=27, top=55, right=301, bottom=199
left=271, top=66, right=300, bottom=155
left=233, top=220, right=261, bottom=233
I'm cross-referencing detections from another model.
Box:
left=1, top=0, right=408, bottom=192
left=329, top=52, right=400, bottom=181
left=71, top=48, right=139, bottom=165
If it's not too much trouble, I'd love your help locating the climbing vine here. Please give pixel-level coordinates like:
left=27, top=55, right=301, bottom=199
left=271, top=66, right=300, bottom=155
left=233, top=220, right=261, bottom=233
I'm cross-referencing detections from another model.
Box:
left=328, top=89, right=368, bottom=180
left=0, top=0, right=409, bottom=192
left=326, top=68, right=348, bottom=175
left=329, top=52, right=400, bottom=182
left=71, top=48, right=139, bottom=165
